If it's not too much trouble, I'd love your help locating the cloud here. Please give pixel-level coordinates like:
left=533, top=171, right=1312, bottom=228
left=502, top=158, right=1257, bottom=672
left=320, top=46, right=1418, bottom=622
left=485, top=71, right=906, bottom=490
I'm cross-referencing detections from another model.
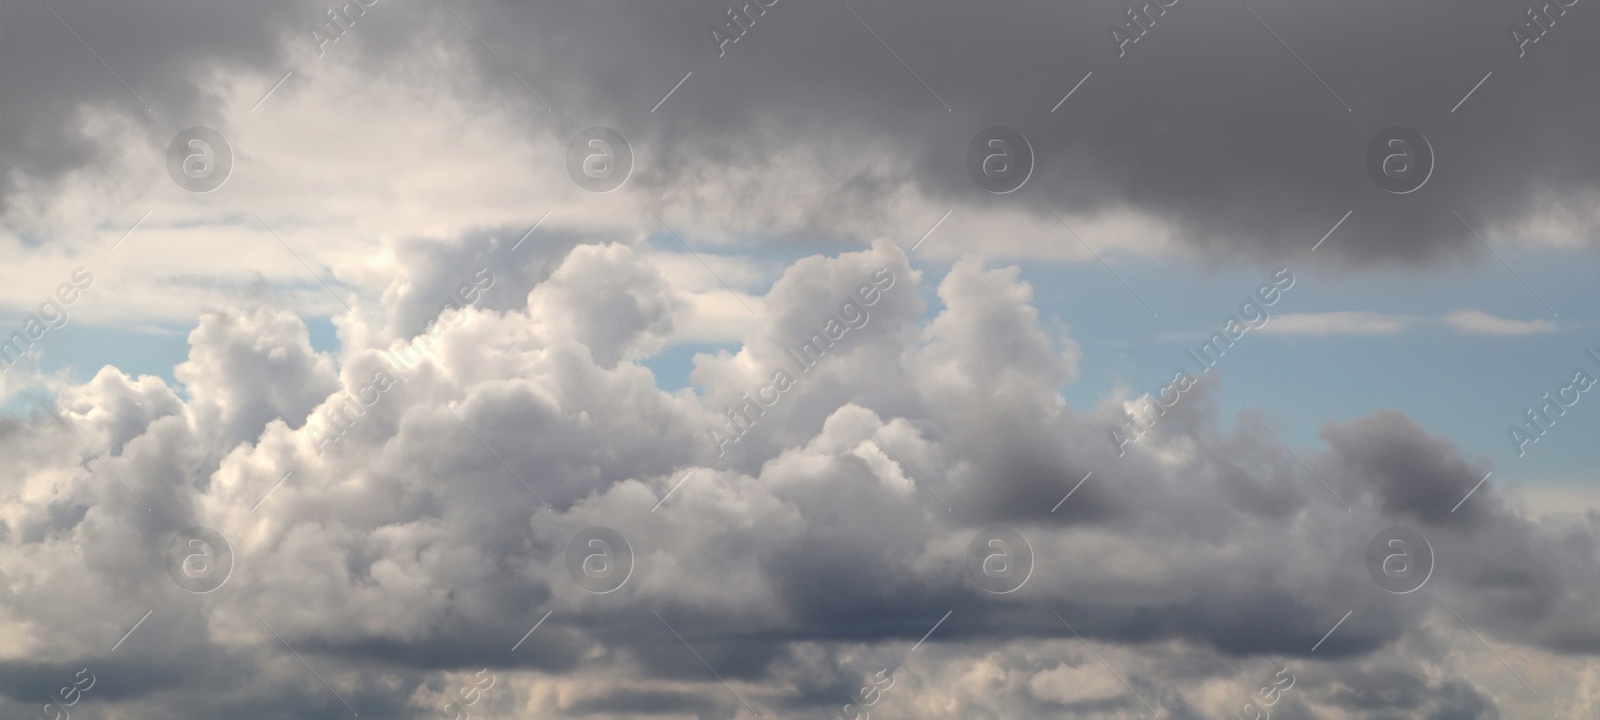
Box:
left=1259, top=311, right=1409, bottom=335
left=1252, top=309, right=1558, bottom=337
left=1, top=241, right=1596, bottom=718
left=1026, top=661, right=1127, bottom=706
left=1444, top=309, right=1559, bottom=335
left=3, top=1, right=1599, bottom=716
left=6, top=0, right=1600, bottom=268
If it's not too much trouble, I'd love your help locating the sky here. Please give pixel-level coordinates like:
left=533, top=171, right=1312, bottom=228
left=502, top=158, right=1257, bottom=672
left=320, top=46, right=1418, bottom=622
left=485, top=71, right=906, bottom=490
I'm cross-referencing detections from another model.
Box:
left=0, top=0, right=1598, bottom=718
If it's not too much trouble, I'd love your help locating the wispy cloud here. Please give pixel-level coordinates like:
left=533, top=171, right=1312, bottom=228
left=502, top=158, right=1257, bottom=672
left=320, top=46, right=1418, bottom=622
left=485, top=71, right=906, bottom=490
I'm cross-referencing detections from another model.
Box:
left=1443, top=309, right=1558, bottom=335
left=1259, top=311, right=1409, bottom=336
left=1256, top=310, right=1558, bottom=337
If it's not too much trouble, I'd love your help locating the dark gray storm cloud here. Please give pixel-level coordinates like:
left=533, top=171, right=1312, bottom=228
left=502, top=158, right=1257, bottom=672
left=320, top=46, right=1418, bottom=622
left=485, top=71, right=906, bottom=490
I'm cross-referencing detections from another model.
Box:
left=1, top=0, right=292, bottom=203
left=6, top=0, right=1599, bottom=264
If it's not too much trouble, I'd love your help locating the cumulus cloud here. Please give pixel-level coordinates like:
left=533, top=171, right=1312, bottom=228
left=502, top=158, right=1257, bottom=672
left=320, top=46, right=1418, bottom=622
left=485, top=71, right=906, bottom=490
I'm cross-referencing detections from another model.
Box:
left=1, top=240, right=1596, bottom=718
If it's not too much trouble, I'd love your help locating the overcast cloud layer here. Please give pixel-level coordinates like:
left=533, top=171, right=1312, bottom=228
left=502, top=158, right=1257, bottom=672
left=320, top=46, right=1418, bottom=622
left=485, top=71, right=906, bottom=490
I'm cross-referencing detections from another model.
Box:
left=7, top=0, right=1600, bottom=263
left=2, top=0, right=1598, bottom=718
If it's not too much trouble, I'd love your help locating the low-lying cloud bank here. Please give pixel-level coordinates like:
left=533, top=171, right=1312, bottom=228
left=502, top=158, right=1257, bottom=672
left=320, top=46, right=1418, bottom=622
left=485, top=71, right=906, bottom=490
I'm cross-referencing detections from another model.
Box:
left=1, top=238, right=1595, bottom=718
